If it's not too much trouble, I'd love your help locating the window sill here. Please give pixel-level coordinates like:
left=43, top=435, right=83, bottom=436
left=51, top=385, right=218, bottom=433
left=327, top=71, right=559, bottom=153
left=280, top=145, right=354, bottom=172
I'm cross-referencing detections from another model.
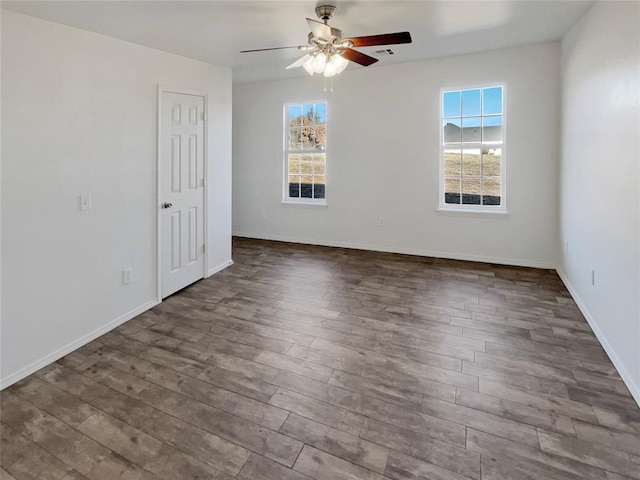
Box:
left=281, top=201, right=328, bottom=208
left=436, top=207, right=508, bottom=218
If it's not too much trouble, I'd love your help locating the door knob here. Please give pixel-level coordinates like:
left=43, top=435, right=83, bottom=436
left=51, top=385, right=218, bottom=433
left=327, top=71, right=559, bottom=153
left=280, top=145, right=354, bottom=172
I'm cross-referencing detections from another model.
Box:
left=163, top=202, right=173, bottom=209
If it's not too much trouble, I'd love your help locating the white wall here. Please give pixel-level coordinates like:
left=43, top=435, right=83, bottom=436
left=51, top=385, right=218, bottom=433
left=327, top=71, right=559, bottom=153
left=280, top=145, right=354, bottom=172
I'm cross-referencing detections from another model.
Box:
left=559, top=1, right=640, bottom=403
left=233, top=42, right=560, bottom=268
left=0, top=11, right=232, bottom=387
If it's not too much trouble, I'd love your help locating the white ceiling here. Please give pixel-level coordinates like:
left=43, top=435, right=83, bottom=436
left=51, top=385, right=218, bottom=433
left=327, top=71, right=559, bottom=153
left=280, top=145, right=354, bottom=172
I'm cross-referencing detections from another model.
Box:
left=2, top=1, right=594, bottom=84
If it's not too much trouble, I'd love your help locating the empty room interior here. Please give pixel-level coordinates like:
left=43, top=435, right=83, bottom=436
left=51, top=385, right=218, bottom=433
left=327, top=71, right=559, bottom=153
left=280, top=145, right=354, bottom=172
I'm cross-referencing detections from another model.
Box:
left=1, top=0, right=640, bottom=478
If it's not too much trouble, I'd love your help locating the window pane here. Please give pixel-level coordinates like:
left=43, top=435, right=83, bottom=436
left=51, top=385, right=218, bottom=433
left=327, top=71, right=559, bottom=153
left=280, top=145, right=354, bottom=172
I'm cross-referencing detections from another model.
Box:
left=445, top=177, right=461, bottom=204
left=462, top=149, right=481, bottom=176
left=313, top=154, right=325, bottom=175
left=303, top=104, right=315, bottom=123
left=289, top=175, right=300, bottom=198
left=302, top=125, right=315, bottom=149
left=300, top=175, right=313, bottom=198
left=483, top=86, right=502, bottom=115
left=462, top=89, right=481, bottom=116
left=315, top=125, right=326, bottom=149
left=462, top=177, right=481, bottom=204
left=462, top=117, right=481, bottom=143
left=314, top=176, right=325, bottom=199
left=482, top=177, right=501, bottom=205
left=289, top=128, right=301, bottom=149
left=443, top=91, right=461, bottom=118
left=315, top=103, right=327, bottom=123
left=443, top=120, right=461, bottom=144
left=444, top=149, right=461, bottom=176
left=483, top=115, right=503, bottom=143
left=300, top=154, right=313, bottom=175
left=288, top=154, right=301, bottom=175
left=482, top=149, right=501, bottom=176
left=288, top=105, right=302, bottom=126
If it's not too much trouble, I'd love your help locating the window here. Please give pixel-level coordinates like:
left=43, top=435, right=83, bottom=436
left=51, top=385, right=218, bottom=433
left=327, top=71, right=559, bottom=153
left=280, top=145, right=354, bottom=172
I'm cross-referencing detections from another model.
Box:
left=284, top=101, right=327, bottom=203
left=440, top=85, right=505, bottom=211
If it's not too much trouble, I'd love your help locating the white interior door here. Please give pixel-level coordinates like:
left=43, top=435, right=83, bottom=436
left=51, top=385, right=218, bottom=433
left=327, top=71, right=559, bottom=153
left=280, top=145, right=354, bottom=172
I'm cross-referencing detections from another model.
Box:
left=160, top=91, right=205, bottom=298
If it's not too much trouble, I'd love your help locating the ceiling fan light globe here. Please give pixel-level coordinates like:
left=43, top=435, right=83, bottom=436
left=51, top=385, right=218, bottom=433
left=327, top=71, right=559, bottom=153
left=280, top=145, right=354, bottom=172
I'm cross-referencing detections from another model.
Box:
left=302, top=58, right=315, bottom=75
left=331, top=53, right=349, bottom=73
left=312, top=52, right=327, bottom=73
left=323, top=62, right=338, bottom=77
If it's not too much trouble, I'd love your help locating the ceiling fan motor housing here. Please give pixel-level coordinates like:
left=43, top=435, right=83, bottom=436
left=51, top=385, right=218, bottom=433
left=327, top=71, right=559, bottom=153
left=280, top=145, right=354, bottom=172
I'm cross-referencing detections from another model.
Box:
left=315, top=4, right=337, bottom=21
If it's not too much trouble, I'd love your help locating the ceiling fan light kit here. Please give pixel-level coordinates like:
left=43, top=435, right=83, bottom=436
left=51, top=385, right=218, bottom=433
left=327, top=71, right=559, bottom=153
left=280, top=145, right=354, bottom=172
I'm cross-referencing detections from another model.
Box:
left=240, top=4, right=412, bottom=79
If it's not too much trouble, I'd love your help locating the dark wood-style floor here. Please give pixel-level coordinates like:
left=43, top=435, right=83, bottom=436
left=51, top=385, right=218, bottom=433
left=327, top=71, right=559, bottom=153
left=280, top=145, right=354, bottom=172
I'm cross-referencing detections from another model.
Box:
left=2, top=237, right=640, bottom=480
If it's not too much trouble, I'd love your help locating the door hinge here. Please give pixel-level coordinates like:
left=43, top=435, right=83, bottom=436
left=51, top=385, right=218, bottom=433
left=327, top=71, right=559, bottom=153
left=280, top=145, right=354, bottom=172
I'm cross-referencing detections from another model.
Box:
left=202, top=178, right=206, bottom=188
left=201, top=112, right=207, bottom=122
left=202, top=244, right=206, bottom=253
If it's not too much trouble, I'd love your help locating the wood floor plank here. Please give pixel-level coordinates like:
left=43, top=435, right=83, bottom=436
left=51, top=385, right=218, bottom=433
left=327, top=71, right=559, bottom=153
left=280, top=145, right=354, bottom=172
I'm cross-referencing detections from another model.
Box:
left=0, top=422, right=73, bottom=480
left=310, top=338, right=477, bottom=390
left=455, top=387, right=576, bottom=435
left=268, top=389, right=366, bottom=437
left=592, top=406, right=640, bottom=434
left=285, top=344, right=367, bottom=375
left=1, top=392, right=110, bottom=475
left=135, top=384, right=303, bottom=467
left=420, top=395, right=540, bottom=447
left=479, top=378, right=597, bottom=423
left=0, top=468, right=18, bottom=480
left=384, top=450, right=471, bottom=480
left=2, top=237, right=639, bottom=480
left=76, top=411, right=162, bottom=466
left=356, top=396, right=466, bottom=447
left=269, top=371, right=362, bottom=412
left=466, top=428, right=607, bottom=480
left=237, top=453, right=312, bottom=480
left=254, top=351, right=333, bottom=382
left=82, top=453, right=160, bottom=480
left=35, top=364, right=107, bottom=403
left=573, top=419, right=640, bottom=456
left=328, top=370, right=423, bottom=411
left=537, top=429, right=640, bottom=480
left=280, top=414, right=389, bottom=473
left=462, top=359, right=571, bottom=397
left=359, top=418, right=480, bottom=480
left=361, top=365, right=456, bottom=403
left=293, top=446, right=384, bottom=480
left=11, top=377, right=98, bottom=428
left=143, top=444, right=235, bottom=480
left=91, top=389, right=250, bottom=476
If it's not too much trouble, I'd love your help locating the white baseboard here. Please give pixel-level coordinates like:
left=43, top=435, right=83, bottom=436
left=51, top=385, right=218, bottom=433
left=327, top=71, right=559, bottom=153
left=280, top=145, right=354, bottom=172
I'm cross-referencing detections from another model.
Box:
left=207, top=259, right=234, bottom=277
left=232, top=232, right=555, bottom=269
left=557, top=268, right=640, bottom=408
left=0, top=299, right=159, bottom=390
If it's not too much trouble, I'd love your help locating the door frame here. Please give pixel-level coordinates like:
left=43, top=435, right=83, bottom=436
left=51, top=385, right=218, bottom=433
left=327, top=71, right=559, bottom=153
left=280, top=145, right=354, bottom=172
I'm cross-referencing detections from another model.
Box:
left=156, top=85, right=209, bottom=302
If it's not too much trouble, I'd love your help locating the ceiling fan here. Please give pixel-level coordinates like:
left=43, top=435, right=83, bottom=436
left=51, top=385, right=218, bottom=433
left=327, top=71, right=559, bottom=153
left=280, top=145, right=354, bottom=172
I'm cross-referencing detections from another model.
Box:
left=240, top=3, right=412, bottom=77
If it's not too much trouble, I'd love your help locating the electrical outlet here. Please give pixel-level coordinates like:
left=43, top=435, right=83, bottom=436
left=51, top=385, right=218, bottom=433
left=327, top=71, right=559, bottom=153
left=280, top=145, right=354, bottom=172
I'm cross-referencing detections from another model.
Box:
left=79, top=194, right=92, bottom=212
left=123, top=268, right=133, bottom=285
left=378, top=217, right=384, bottom=227
left=591, top=269, right=595, bottom=286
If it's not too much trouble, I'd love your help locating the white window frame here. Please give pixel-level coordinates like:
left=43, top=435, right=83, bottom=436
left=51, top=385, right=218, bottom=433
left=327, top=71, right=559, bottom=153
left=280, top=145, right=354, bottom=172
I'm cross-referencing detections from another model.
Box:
left=283, top=100, right=328, bottom=206
left=438, top=83, right=507, bottom=214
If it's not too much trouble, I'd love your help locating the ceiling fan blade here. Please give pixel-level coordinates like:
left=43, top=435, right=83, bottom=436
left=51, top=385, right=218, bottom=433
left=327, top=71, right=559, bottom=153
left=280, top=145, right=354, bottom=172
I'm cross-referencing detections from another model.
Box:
left=346, top=32, right=412, bottom=48
left=286, top=53, right=313, bottom=70
left=241, top=46, right=302, bottom=53
left=306, top=18, right=332, bottom=42
left=341, top=48, right=378, bottom=67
